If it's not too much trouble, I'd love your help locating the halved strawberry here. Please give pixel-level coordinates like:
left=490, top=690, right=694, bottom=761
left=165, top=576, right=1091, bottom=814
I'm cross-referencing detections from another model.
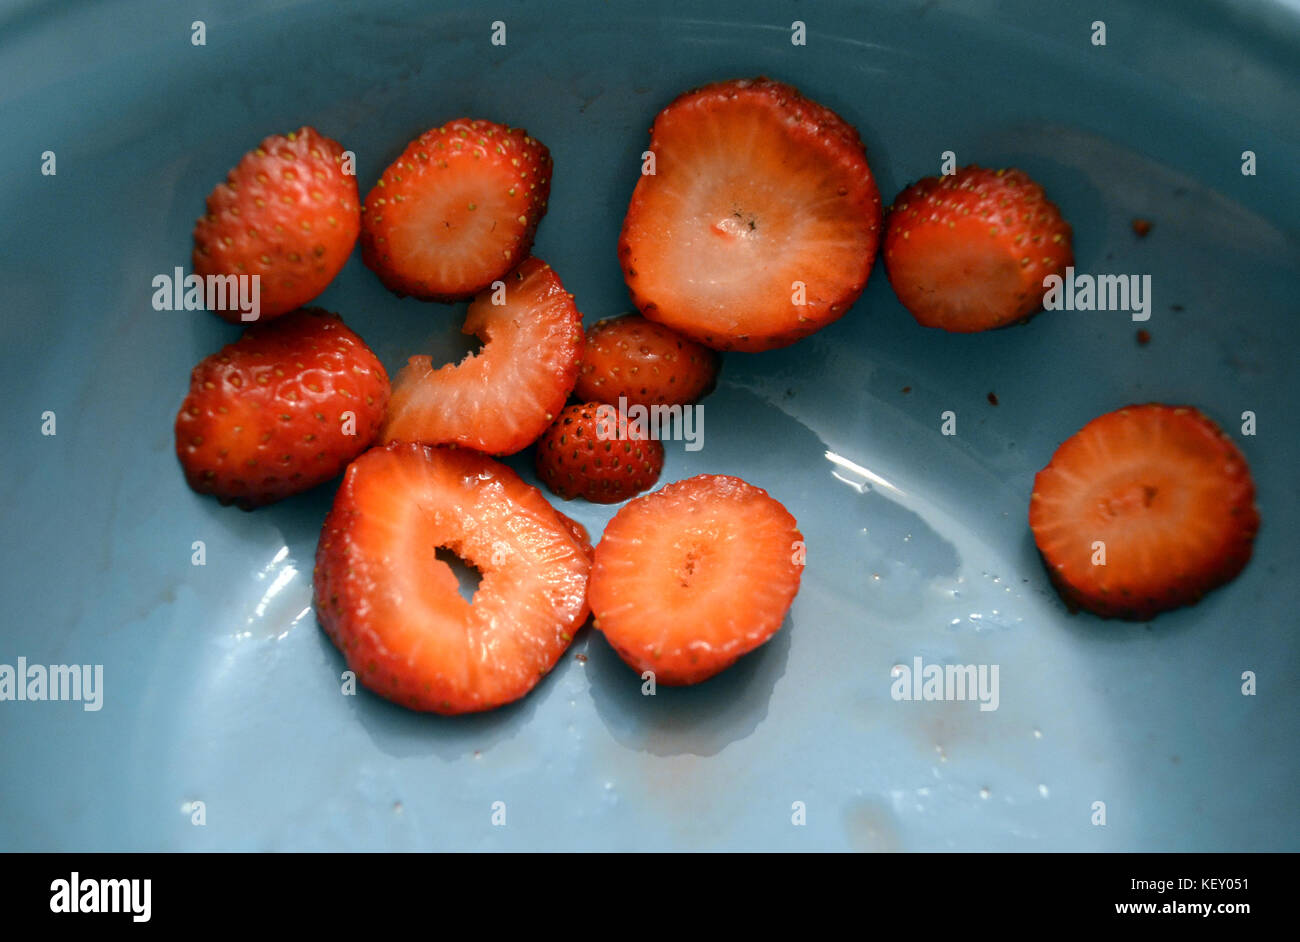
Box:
left=574, top=314, right=719, bottom=407
left=175, top=308, right=388, bottom=508
left=619, top=77, right=882, bottom=352
left=360, top=119, right=551, bottom=301
left=380, top=257, right=584, bottom=454
left=193, top=127, right=360, bottom=323
left=589, top=474, right=803, bottom=684
left=314, top=443, right=591, bottom=713
left=1030, top=404, right=1259, bottom=620
left=884, top=166, right=1073, bottom=332
left=535, top=402, right=665, bottom=504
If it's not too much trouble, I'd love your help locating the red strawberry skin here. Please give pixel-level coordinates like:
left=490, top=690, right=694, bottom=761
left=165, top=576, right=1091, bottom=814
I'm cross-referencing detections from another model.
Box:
left=884, top=166, right=1073, bottom=332
left=313, top=443, right=590, bottom=714
left=360, top=119, right=552, bottom=301
left=574, top=314, right=719, bottom=407
left=589, top=474, right=803, bottom=684
left=380, top=256, right=584, bottom=455
left=193, top=127, right=360, bottom=323
left=535, top=403, right=665, bottom=504
left=620, top=77, right=882, bottom=352
left=1030, top=404, right=1259, bottom=620
left=175, top=309, right=389, bottom=509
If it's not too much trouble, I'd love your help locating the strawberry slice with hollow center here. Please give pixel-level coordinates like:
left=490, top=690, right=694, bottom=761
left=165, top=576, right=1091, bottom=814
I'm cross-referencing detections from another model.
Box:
left=380, top=256, right=584, bottom=455
left=1029, top=404, right=1259, bottom=620
left=313, top=443, right=590, bottom=713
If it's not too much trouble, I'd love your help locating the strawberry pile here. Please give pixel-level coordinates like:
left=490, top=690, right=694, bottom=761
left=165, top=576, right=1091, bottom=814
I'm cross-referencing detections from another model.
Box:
left=173, top=77, right=1259, bottom=714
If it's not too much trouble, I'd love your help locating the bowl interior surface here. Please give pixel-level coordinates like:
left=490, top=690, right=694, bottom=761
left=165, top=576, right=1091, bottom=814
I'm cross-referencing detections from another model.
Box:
left=1, top=0, right=1297, bottom=850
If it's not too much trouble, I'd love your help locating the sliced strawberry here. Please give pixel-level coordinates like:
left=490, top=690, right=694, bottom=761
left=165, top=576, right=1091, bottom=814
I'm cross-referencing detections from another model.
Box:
left=554, top=510, right=594, bottom=625
left=193, top=127, right=360, bottom=323
left=555, top=511, right=593, bottom=560
left=534, top=402, right=665, bottom=504
left=589, top=474, right=803, bottom=684
left=360, top=119, right=551, bottom=301
left=574, top=314, right=719, bottom=407
left=884, top=165, right=1073, bottom=332
left=175, top=308, right=388, bottom=508
left=1030, top=404, right=1259, bottom=620
left=380, top=256, right=584, bottom=454
left=314, top=443, right=591, bottom=713
left=619, top=77, right=882, bottom=352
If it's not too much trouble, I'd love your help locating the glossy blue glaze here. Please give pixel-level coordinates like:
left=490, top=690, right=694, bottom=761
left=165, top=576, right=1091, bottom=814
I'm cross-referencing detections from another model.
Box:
left=1, top=0, right=1296, bottom=850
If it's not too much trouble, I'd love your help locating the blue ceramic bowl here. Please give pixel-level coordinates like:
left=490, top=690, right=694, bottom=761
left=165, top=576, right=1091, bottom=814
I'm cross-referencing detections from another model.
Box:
left=2, top=0, right=1297, bottom=851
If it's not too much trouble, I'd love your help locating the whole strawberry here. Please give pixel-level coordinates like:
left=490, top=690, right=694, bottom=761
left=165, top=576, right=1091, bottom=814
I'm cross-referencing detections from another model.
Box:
left=175, top=309, right=389, bottom=508
left=575, top=314, right=719, bottom=408
left=883, top=165, right=1072, bottom=332
left=193, top=127, right=360, bottom=323
left=535, top=403, right=664, bottom=504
